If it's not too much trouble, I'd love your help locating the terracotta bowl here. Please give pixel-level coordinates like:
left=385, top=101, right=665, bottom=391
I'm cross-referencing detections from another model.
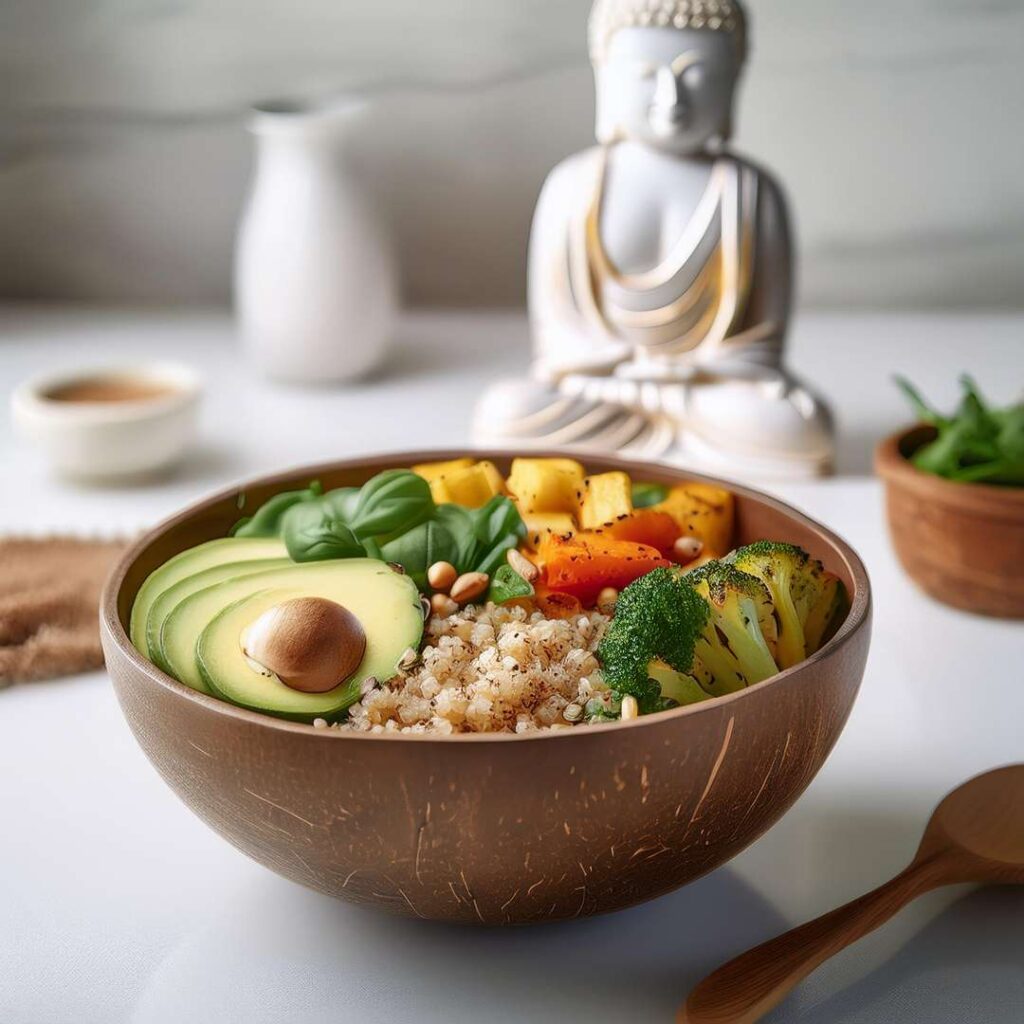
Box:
left=876, top=426, right=1024, bottom=618
left=100, top=450, right=871, bottom=925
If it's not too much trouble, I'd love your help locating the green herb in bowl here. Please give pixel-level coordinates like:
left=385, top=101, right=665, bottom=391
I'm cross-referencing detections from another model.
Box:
left=896, top=375, right=1024, bottom=486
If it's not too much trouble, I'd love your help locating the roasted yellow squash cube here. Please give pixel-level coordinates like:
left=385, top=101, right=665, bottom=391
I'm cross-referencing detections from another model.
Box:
left=411, top=458, right=474, bottom=484
left=654, top=482, right=735, bottom=556
left=429, top=460, right=505, bottom=508
left=522, top=512, right=577, bottom=551
left=577, top=472, right=633, bottom=529
left=507, top=458, right=585, bottom=514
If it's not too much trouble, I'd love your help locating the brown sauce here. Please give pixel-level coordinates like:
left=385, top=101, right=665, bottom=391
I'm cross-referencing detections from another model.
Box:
left=44, top=377, right=178, bottom=404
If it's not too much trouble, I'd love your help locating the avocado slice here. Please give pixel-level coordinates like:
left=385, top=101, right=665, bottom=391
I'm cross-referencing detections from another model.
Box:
left=129, top=538, right=286, bottom=659
left=147, top=558, right=292, bottom=674
left=193, top=561, right=423, bottom=720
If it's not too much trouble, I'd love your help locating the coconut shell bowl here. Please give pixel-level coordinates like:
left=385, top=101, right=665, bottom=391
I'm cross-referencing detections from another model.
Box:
left=877, top=426, right=1024, bottom=618
left=101, top=451, right=871, bottom=926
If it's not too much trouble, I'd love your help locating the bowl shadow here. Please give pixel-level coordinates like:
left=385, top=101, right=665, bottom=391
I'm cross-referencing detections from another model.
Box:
left=129, top=866, right=787, bottom=1024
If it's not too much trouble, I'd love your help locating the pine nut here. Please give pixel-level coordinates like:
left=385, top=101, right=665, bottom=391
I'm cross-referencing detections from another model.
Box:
left=562, top=702, right=584, bottom=723
left=673, top=535, right=704, bottom=564
left=419, top=595, right=432, bottom=621
left=450, top=571, right=490, bottom=605
left=359, top=675, right=380, bottom=697
left=427, top=560, right=458, bottom=593
left=430, top=593, right=459, bottom=618
left=506, top=548, right=540, bottom=583
left=397, top=647, right=420, bottom=672
left=621, top=695, right=640, bottom=721
left=597, top=587, right=619, bottom=614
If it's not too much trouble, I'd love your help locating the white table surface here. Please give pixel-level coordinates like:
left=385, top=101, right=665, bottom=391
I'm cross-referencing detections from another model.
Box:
left=1, top=306, right=1022, bottom=1024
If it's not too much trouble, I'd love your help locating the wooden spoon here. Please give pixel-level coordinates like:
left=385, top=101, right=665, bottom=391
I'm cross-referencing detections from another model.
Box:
left=680, top=765, right=1024, bottom=1024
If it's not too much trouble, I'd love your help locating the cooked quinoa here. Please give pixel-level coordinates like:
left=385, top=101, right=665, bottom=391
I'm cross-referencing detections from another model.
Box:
left=341, top=602, right=614, bottom=735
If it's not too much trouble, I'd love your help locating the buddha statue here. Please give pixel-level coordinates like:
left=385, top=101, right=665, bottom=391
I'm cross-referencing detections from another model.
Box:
left=472, top=0, right=834, bottom=477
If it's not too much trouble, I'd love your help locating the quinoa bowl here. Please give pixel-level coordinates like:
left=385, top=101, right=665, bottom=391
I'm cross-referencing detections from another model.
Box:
left=101, top=450, right=871, bottom=925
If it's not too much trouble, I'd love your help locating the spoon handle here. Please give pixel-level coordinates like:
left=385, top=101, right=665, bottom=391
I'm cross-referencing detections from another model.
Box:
left=680, top=859, right=944, bottom=1024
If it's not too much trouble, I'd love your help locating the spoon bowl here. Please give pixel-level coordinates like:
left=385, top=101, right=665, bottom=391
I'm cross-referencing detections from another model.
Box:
left=920, top=764, right=1024, bottom=876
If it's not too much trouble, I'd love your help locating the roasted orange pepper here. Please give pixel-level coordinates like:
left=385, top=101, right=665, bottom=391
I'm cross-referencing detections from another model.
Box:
left=538, top=533, right=671, bottom=606
left=591, top=509, right=681, bottom=556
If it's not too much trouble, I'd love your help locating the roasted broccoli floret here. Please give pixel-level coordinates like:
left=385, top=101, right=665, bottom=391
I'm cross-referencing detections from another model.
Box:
left=597, top=567, right=708, bottom=710
left=803, top=573, right=848, bottom=652
left=597, top=562, right=783, bottom=712
left=727, top=541, right=845, bottom=668
left=685, top=561, right=780, bottom=695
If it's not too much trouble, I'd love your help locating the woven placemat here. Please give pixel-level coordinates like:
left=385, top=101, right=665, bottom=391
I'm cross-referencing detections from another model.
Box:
left=0, top=537, right=126, bottom=686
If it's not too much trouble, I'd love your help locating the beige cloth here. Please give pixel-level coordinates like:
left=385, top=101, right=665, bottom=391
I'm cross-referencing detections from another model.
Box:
left=0, top=537, right=125, bottom=686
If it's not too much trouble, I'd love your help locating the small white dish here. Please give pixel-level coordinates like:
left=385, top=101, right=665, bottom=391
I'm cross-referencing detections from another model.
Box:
left=11, top=363, right=202, bottom=481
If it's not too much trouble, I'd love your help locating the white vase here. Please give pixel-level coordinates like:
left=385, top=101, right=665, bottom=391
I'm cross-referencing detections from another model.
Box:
left=235, top=98, right=397, bottom=384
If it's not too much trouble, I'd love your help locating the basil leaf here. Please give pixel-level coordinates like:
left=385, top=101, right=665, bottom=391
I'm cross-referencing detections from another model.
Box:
left=631, top=482, right=668, bottom=509
left=469, top=496, right=527, bottom=577
left=434, top=504, right=482, bottom=573
left=476, top=536, right=519, bottom=578
left=488, top=564, right=534, bottom=605
left=380, top=520, right=460, bottom=591
left=471, top=495, right=525, bottom=548
left=322, top=487, right=361, bottom=521
left=231, top=481, right=323, bottom=537
left=286, top=516, right=364, bottom=563
left=349, top=470, right=435, bottom=539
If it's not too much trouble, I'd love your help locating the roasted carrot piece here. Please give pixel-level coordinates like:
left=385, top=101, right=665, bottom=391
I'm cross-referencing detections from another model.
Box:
left=538, top=533, right=671, bottom=606
left=592, top=510, right=681, bottom=555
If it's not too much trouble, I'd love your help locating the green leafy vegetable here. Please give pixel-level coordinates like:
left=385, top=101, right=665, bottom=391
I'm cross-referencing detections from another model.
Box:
left=433, top=504, right=479, bottom=571
left=379, top=520, right=460, bottom=591
left=285, top=516, right=364, bottom=563
left=896, top=375, right=1024, bottom=486
left=349, top=470, right=435, bottom=539
left=228, top=471, right=526, bottom=583
left=470, top=495, right=528, bottom=577
left=231, top=482, right=323, bottom=537
left=631, top=482, right=669, bottom=509
left=488, top=564, right=535, bottom=605
left=434, top=496, right=527, bottom=576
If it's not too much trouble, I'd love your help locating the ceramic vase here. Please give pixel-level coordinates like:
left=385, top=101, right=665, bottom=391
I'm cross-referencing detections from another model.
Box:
left=235, top=99, right=397, bottom=384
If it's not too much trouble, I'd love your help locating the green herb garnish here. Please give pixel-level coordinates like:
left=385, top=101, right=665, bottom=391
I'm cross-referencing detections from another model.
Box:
left=896, top=376, right=1024, bottom=486
left=488, top=564, right=535, bottom=605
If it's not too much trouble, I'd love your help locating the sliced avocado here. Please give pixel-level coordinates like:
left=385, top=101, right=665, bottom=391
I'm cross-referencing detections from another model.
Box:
left=194, top=560, right=422, bottom=720
left=147, top=558, right=292, bottom=674
left=647, top=659, right=713, bottom=708
left=129, top=538, right=287, bottom=659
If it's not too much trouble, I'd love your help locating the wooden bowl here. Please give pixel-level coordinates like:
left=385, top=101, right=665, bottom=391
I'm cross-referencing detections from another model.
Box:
left=100, top=450, right=871, bottom=925
left=876, top=426, right=1024, bottom=618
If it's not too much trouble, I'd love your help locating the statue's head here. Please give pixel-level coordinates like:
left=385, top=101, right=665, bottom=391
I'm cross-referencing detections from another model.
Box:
left=590, top=0, right=748, bottom=155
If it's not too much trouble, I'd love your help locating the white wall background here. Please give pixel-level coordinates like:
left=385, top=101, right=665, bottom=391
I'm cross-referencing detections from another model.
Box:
left=1, top=0, right=1022, bottom=308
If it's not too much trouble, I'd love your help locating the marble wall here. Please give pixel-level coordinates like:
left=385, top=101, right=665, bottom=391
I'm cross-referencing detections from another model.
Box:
left=1, top=0, right=1022, bottom=308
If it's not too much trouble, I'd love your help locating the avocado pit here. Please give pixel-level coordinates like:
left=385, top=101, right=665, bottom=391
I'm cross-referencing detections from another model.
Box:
left=241, top=596, right=366, bottom=693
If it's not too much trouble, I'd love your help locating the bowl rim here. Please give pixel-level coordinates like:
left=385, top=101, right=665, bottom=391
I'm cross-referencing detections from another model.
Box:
left=875, top=424, right=1024, bottom=512
left=101, top=448, right=872, bottom=745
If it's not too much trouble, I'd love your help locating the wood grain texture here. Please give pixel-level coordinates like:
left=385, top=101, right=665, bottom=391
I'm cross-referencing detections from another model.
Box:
left=876, top=427, right=1024, bottom=618
left=99, top=450, right=871, bottom=925
left=681, top=765, right=1024, bottom=1023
